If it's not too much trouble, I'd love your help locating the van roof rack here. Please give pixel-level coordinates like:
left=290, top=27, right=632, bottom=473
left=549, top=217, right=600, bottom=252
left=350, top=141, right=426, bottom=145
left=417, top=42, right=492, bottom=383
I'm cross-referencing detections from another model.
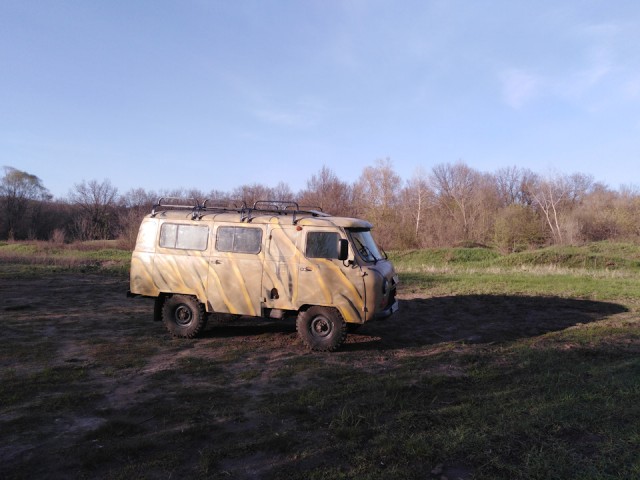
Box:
left=151, top=197, right=203, bottom=219
left=243, top=201, right=329, bottom=223
left=151, top=198, right=330, bottom=222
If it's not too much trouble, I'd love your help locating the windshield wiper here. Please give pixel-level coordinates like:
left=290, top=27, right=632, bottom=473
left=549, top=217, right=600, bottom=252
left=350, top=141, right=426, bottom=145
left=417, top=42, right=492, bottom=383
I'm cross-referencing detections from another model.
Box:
left=353, top=237, right=375, bottom=262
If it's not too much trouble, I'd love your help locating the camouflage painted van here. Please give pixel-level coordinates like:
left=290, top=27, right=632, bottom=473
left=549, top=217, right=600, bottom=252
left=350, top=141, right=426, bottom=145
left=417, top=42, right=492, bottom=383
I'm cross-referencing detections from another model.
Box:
left=128, top=199, right=399, bottom=351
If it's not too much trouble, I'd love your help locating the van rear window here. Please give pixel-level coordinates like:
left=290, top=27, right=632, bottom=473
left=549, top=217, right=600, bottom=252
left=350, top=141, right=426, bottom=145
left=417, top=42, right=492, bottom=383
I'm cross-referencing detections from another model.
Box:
left=159, top=224, right=209, bottom=251
left=216, top=227, right=262, bottom=254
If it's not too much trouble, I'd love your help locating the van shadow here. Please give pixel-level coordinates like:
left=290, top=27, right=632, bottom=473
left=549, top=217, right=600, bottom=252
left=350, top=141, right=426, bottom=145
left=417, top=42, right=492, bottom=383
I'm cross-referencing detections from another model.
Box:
left=344, top=295, right=629, bottom=352
left=202, top=315, right=298, bottom=340
left=199, top=296, right=628, bottom=351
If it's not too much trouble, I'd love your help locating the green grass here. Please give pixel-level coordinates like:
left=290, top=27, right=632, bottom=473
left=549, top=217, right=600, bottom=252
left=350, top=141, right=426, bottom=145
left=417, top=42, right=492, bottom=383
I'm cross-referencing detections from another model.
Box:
left=1, top=365, right=91, bottom=408
left=0, top=240, right=131, bottom=276
left=391, top=246, right=502, bottom=269
left=254, top=340, right=640, bottom=479
left=391, top=241, right=640, bottom=272
left=401, top=270, right=640, bottom=301
left=496, top=243, right=640, bottom=270
left=392, top=241, right=640, bottom=301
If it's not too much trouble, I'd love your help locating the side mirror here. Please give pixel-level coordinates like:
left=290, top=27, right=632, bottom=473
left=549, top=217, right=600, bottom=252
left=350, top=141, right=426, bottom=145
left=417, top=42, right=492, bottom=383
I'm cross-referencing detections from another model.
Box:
left=338, top=239, right=349, bottom=261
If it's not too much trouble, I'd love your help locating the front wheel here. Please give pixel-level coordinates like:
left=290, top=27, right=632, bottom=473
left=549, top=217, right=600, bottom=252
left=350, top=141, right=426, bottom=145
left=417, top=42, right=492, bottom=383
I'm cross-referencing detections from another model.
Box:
left=296, top=306, right=347, bottom=352
left=162, top=295, right=207, bottom=338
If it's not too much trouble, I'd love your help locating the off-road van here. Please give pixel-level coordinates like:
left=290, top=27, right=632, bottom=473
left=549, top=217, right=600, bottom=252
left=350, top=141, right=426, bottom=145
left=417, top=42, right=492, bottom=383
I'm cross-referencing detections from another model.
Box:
left=128, top=199, right=399, bottom=351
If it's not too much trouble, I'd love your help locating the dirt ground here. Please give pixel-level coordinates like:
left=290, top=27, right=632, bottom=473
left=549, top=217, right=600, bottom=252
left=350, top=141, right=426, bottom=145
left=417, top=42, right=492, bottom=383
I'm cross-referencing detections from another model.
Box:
left=0, top=273, right=629, bottom=479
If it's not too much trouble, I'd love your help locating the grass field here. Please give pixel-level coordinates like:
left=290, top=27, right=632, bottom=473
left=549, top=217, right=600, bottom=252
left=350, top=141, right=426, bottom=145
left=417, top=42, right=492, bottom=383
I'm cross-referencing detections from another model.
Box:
left=1, top=241, right=639, bottom=479
left=393, top=243, right=640, bottom=301
left=0, top=240, right=130, bottom=277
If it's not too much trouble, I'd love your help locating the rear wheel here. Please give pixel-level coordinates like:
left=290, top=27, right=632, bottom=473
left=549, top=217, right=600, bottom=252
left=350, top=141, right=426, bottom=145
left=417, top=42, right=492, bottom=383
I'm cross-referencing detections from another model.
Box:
left=162, top=295, right=207, bottom=338
left=296, top=306, right=347, bottom=352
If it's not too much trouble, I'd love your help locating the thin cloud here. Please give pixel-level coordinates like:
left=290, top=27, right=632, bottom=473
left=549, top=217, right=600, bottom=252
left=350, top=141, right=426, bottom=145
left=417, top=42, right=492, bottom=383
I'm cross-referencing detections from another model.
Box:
left=624, top=76, right=640, bottom=99
left=252, top=98, right=327, bottom=129
left=500, top=49, right=614, bottom=110
left=568, top=47, right=612, bottom=94
left=500, top=69, right=541, bottom=109
left=253, top=108, right=307, bottom=128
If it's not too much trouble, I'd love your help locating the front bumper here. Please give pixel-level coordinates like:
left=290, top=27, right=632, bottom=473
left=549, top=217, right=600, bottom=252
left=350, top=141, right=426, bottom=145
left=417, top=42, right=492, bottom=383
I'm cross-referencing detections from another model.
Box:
left=375, top=299, right=399, bottom=319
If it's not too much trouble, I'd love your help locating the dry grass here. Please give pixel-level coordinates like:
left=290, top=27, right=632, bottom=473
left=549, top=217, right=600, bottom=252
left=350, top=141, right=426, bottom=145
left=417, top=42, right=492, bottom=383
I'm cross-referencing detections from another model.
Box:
left=0, top=240, right=130, bottom=275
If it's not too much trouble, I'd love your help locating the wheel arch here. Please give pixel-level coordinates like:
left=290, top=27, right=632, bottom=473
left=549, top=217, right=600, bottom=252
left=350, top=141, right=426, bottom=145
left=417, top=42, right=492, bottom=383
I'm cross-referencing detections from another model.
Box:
left=153, top=293, right=170, bottom=321
left=297, top=303, right=361, bottom=325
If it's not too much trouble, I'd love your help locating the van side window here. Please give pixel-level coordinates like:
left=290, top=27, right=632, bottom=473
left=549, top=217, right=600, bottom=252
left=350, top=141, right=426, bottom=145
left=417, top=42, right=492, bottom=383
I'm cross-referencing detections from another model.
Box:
left=159, top=224, right=209, bottom=251
left=216, top=227, right=262, bottom=254
left=306, top=231, right=339, bottom=259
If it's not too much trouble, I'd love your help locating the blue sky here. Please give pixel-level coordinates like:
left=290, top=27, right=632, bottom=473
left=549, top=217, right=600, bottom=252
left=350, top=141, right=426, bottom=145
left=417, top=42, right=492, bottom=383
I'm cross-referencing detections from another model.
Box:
left=2, top=0, right=639, bottom=199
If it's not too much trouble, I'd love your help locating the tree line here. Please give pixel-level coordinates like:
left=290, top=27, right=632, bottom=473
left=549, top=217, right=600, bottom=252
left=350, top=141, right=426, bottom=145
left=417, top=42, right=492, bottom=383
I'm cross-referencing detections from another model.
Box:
left=2, top=161, right=639, bottom=252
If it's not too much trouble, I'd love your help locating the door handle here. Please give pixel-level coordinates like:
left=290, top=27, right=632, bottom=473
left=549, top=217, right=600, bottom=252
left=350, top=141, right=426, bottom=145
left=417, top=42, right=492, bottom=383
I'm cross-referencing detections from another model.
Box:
left=300, top=266, right=312, bottom=272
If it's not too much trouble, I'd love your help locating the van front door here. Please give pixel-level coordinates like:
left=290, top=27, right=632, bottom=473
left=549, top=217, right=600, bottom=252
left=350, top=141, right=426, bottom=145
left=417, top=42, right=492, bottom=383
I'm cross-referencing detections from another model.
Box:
left=297, top=229, right=366, bottom=324
left=207, top=225, right=265, bottom=317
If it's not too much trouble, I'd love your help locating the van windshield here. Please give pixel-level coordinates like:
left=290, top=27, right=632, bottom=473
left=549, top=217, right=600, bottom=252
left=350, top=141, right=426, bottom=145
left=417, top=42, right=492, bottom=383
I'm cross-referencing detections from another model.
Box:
left=348, top=229, right=383, bottom=263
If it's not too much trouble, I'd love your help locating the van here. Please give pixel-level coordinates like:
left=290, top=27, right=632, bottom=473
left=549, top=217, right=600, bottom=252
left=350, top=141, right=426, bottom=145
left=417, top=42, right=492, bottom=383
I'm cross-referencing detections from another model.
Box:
left=128, top=199, right=399, bottom=351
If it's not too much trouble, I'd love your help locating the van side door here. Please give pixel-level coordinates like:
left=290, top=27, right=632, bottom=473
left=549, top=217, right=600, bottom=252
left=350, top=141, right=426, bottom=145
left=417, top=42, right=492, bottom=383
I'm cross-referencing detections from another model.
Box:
left=262, top=225, right=301, bottom=311
left=207, top=225, right=265, bottom=317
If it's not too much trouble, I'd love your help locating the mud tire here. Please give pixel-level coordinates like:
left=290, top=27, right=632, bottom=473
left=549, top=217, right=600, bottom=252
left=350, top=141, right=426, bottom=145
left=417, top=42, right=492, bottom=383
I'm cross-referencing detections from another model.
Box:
left=162, top=295, right=207, bottom=338
left=296, top=306, right=347, bottom=352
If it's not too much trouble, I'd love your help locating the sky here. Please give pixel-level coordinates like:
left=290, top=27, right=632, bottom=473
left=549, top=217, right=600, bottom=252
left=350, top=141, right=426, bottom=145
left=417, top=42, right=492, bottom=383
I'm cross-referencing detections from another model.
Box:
left=2, top=0, right=640, bottom=199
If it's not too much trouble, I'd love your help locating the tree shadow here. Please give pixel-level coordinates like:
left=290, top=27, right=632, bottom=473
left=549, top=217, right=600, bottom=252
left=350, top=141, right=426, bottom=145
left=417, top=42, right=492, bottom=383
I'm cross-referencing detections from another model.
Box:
left=343, top=295, right=629, bottom=351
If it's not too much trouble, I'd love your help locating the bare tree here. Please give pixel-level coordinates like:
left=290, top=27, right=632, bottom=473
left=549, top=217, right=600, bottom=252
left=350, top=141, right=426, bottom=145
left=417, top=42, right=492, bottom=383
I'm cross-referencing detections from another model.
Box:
left=494, top=166, right=537, bottom=206
left=527, top=172, right=593, bottom=244
left=205, top=189, right=231, bottom=205
left=186, top=188, right=207, bottom=203
left=573, top=182, right=640, bottom=242
left=353, top=159, right=402, bottom=248
left=529, top=176, right=566, bottom=244
left=231, top=183, right=277, bottom=207
left=121, top=188, right=157, bottom=209
left=399, top=167, right=434, bottom=247
left=429, top=162, right=487, bottom=244
left=272, top=181, right=295, bottom=203
left=0, top=166, right=52, bottom=240
left=355, top=159, right=401, bottom=208
left=118, top=188, right=158, bottom=248
left=298, top=166, right=352, bottom=215
left=68, top=179, right=119, bottom=241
